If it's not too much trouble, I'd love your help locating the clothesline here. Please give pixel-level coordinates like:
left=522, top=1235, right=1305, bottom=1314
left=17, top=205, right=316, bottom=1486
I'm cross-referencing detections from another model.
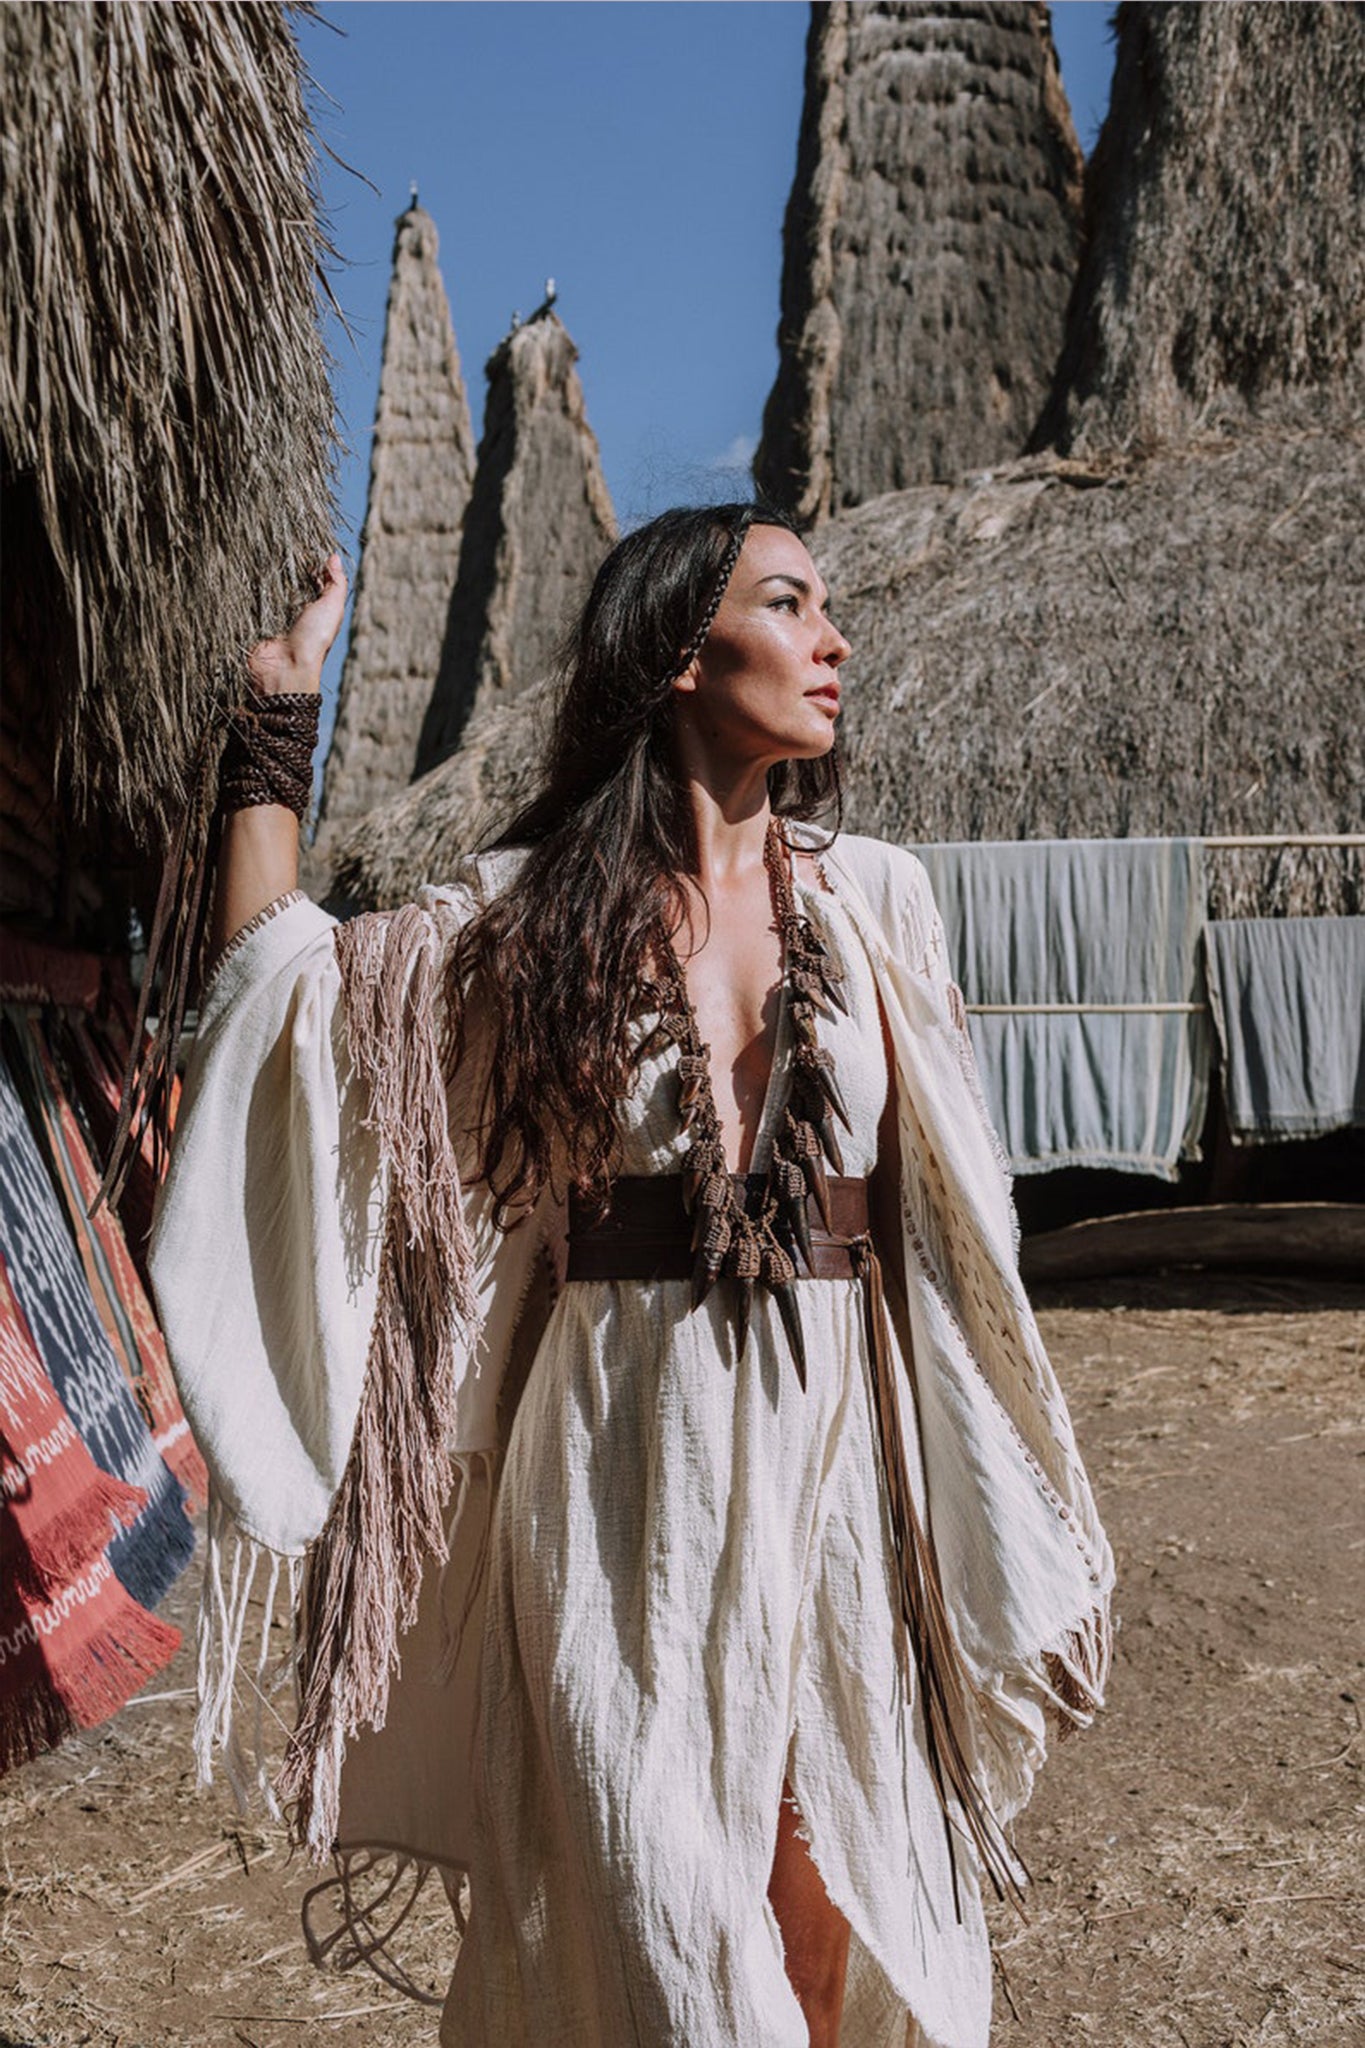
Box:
left=966, top=1001, right=1207, bottom=1015
left=1200, top=834, right=1365, bottom=849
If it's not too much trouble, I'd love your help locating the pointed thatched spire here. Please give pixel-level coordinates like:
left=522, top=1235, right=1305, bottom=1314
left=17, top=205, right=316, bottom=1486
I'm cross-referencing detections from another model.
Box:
left=1036, top=1, right=1365, bottom=453
left=754, top=1, right=1082, bottom=524
left=414, top=306, right=616, bottom=775
left=312, top=203, right=474, bottom=866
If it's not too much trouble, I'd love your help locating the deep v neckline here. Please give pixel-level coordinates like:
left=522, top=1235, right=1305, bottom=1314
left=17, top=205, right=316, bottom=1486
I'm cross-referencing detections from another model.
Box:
left=674, top=834, right=795, bottom=1178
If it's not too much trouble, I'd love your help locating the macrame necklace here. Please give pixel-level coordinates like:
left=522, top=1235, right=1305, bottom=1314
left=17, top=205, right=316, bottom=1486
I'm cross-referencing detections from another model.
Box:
left=656, top=820, right=850, bottom=1385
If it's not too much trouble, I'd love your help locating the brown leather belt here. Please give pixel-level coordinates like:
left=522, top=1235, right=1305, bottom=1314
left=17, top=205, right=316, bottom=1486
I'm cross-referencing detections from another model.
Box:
left=566, top=1172, right=871, bottom=1282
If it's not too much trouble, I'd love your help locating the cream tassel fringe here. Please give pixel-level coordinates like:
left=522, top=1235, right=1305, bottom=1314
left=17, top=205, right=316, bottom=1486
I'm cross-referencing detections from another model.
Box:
left=193, top=1489, right=302, bottom=1816
left=276, top=905, right=477, bottom=1858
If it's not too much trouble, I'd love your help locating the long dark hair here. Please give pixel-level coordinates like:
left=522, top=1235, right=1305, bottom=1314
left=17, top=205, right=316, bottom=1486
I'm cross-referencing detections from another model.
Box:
left=452, top=501, right=841, bottom=1221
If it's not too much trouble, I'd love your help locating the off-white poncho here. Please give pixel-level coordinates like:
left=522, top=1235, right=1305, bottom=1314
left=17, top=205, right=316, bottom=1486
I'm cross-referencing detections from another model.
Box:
left=150, top=831, right=1112, bottom=2048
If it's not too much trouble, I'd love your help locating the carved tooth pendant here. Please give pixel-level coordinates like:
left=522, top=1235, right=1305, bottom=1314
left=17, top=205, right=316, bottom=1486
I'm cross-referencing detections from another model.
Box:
left=803, top=1149, right=834, bottom=1231
left=787, top=1187, right=813, bottom=1270
left=821, top=970, right=850, bottom=1017
left=734, top=1274, right=753, bottom=1363
left=772, top=1281, right=808, bottom=1391
left=816, top=1059, right=853, bottom=1133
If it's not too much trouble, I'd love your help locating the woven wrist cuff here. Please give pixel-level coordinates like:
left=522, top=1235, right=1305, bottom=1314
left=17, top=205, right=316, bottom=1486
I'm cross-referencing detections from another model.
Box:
left=220, top=688, right=321, bottom=819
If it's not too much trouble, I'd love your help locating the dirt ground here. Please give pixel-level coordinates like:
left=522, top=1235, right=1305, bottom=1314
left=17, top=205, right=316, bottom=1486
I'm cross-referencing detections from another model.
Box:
left=2, top=1273, right=1361, bottom=2048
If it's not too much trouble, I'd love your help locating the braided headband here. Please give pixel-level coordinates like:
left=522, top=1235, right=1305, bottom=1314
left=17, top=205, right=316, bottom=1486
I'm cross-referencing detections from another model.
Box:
left=660, top=509, right=758, bottom=686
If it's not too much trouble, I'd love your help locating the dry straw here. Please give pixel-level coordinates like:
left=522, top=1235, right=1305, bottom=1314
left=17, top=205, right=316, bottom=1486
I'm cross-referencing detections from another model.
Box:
left=1, top=0, right=336, bottom=841
left=333, top=5, right=1362, bottom=921
left=2, top=1, right=338, bottom=1182
left=1035, top=0, right=1365, bottom=452
left=331, top=430, right=1363, bottom=922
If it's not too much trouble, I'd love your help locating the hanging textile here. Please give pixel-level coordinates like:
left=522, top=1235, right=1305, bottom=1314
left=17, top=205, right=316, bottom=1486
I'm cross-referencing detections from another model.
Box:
left=0, top=1250, right=180, bottom=1773
left=0, top=1036, right=193, bottom=1611
left=14, top=1014, right=207, bottom=1509
left=914, top=838, right=1210, bottom=1179
left=1204, top=916, right=1365, bottom=1142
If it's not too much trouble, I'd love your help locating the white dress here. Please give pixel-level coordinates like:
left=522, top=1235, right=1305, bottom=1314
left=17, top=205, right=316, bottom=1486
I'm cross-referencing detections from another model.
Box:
left=149, top=832, right=1112, bottom=2048
left=447, top=868, right=990, bottom=2048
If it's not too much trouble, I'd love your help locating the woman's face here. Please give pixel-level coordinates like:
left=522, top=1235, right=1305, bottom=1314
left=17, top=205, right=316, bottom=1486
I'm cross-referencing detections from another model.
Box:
left=672, top=524, right=851, bottom=773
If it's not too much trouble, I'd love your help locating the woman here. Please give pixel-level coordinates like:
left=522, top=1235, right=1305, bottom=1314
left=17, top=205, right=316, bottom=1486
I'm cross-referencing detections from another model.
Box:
left=152, top=503, right=1112, bottom=2047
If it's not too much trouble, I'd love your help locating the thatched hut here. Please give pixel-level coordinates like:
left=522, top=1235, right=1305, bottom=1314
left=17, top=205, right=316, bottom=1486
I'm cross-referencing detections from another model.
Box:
left=332, top=675, right=558, bottom=910
left=2, top=0, right=336, bottom=1182
left=754, top=0, right=1083, bottom=522
left=311, top=202, right=474, bottom=879
left=0, top=0, right=337, bottom=1754
left=814, top=430, right=1363, bottom=918
left=334, top=1, right=1362, bottom=936
left=1034, top=0, right=1365, bottom=454
left=326, top=427, right=1364, bottom=920
left=1, top=0, right=335, bottom=946
left=413, top=304, right=616, bottom=775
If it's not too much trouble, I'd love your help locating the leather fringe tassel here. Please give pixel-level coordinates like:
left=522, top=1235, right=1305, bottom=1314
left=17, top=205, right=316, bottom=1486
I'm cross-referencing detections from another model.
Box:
left=275, top=905, right=476, bottom=1859
left=852, top=1235, right=1026, bottom=1919
left=98, top=722, right=228, bottom=1212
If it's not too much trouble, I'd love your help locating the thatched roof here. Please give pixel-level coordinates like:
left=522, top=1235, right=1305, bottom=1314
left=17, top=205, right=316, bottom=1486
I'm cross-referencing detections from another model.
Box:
left=1035, top=0, right=1365, bottom=454
left=332, top=3, right=1361, bottom=926
left=310, top=203, right=474, bottom=876
left=333, top=428, right=1363, bottom=919
left=0, top=1, right=334, bottom=852
left=413, top=305, right=616, bottom=775
left=331, top=673, right=558, bottom=912
left=754, top=0, right=1083, bottom=522
left=817, top=428, right=1363, bottom=916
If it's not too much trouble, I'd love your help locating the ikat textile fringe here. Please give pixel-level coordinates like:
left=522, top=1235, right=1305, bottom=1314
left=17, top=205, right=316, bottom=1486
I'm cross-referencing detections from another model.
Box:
left=0, top=1549, right=180, bottom=1777
left=0, top=1252, right=180, bottom=1772
left=0, top=1251, right=146, bottom=1601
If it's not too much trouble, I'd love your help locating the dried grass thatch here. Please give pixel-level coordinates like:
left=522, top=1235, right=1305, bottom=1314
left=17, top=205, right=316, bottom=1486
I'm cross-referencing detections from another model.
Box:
left=333, top=427, right=1362, bottom=920
left=413, top=306, right=616, bottom=775
left=1036, top=0, right=1365, bottom=454
left=756, top=0, right=1083, bottom=521
left=311, top=202, right=474, bottom=876
left=1, top=0, right=335, bottom=846
left=329, top=674, right=558, bottom=914
left=332, top=2, right=1362, bottom=927
left=824, top=428, right=1364, bottom=919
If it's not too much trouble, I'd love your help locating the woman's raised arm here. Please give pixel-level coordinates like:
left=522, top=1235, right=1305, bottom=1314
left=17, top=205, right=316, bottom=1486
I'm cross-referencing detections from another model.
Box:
left=208, top=553, right=347, bottom=961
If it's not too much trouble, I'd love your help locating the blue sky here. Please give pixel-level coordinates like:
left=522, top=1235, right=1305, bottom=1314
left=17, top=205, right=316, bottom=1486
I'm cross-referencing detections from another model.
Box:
left=296, top=2, right=1118, bottom=716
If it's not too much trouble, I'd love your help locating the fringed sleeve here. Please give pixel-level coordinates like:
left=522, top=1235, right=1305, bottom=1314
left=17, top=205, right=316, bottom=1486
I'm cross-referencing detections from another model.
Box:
left=150, top=889, right=497, bottom=1844
left=274, top=900, right=480, bottom=1854
left=150, top=894, right=386, bottom=1807
left=825, top=837, right=1115, bottom=1828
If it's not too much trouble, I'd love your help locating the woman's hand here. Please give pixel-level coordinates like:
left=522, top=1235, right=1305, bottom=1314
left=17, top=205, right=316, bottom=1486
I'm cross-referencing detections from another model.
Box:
left=247, top=552, right=348, bottom=695
left=207, top=555, right=347, bottom=962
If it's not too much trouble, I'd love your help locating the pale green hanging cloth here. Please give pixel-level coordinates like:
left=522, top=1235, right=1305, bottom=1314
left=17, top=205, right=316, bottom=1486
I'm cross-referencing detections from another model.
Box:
left=913, top=838, right=1210, bottom=1180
